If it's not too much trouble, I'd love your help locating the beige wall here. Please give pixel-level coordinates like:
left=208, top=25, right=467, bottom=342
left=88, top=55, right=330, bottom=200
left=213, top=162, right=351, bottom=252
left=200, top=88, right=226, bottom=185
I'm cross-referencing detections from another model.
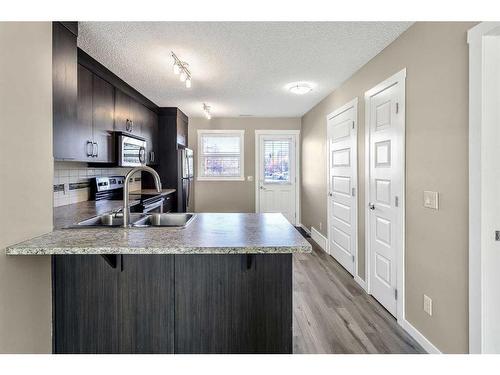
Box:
left=301, top=22, right=476, bottom=353
left=0, top=22, right=53, bottom=353
left=188, top=117, right=301, bottom=212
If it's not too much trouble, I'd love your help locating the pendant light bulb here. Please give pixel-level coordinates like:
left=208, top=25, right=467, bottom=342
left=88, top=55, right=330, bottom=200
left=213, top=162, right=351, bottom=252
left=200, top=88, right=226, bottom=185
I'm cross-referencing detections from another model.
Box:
left=185, top=77, right=192, bottom=88
left=179, top=71, right=187, bottom=82
left=173, top=63, right=180, bottom=75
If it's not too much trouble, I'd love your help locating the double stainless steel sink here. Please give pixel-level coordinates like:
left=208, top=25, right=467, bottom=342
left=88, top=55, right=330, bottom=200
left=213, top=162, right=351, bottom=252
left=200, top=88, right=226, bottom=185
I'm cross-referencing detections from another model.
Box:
left=70, top=213, right=196, bottom=228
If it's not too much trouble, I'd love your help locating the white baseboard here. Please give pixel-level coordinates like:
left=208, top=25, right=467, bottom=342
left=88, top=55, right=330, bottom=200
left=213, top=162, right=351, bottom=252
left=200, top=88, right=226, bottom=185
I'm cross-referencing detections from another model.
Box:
left=311, top=227, right=327, bottom=252
left=299, top=223, right=311, bottom=235
left=399, top=319, right=442, bottom=354
left=354, top=275, right=367, bottom=292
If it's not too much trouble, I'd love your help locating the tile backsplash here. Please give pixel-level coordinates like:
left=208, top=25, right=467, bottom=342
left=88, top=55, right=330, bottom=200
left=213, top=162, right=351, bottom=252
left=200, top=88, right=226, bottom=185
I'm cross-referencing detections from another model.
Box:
left=53, top=161, right=142, bottom=207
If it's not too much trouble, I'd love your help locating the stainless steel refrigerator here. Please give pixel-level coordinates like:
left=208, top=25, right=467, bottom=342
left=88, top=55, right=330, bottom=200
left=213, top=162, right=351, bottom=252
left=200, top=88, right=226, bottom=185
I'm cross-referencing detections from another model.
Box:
left=178, top=148, right=194, bottom=212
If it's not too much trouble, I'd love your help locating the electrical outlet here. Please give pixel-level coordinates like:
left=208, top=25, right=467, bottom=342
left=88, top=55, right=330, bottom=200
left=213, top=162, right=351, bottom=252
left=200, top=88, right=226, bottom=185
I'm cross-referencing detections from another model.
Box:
left=423, top=294, right=433, bottom=316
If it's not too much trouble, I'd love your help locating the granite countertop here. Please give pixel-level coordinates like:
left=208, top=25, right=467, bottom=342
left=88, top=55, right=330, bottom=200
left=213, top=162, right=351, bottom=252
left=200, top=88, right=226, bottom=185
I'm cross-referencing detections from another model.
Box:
left=7, top=213, right=312, bottom=255
left=53, top=200, right=140, bottom=230
left=130, top=188, right=176, bottom=197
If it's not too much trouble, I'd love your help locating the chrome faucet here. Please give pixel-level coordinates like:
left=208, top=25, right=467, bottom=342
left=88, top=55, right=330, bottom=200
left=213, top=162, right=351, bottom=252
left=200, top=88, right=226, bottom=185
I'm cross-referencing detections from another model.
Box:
left=123, top=166, right=162, bottom=228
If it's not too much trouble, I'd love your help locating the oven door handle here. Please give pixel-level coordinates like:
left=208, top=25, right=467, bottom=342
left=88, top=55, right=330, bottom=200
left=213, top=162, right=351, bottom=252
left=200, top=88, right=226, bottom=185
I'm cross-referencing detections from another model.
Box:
left=142, top=198, right=165, bottom=213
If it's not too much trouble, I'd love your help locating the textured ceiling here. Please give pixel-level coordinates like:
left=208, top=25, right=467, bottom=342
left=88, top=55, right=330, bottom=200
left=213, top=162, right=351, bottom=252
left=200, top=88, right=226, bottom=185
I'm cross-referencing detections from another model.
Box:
left=78, top=22, right=412, bottom=118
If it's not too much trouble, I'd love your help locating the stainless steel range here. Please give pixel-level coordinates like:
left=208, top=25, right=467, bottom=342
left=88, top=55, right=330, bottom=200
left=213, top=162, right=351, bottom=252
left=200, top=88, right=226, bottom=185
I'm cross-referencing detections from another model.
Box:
left=90, top=176, right=165, bottom=214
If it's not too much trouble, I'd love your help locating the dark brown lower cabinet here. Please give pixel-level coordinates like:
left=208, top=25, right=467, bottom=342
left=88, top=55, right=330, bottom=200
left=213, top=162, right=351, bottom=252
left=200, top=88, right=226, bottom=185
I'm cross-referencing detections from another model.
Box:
left=175, top=254, right=292, bottom=354
left=118, top=255, right=174, bottom=353
left=52, top=254, right=292, bottom=354
left=52, top=255, right=120, bottom=354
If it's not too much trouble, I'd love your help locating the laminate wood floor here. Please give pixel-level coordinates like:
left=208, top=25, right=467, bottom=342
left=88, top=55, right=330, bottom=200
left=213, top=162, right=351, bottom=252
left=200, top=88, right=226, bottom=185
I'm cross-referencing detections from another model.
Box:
left=293, top=235, right=425, bottom=354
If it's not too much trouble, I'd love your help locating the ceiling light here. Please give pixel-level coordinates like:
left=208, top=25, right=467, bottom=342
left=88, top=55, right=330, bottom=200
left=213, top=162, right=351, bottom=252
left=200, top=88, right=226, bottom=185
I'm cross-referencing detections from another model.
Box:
left=203, top=103, right=212, bottom=120
left=171, top=51, right=192, bottom=88
left=289, top=83, right=312, bottom=95
left=173, top=63, right=180, bottom=75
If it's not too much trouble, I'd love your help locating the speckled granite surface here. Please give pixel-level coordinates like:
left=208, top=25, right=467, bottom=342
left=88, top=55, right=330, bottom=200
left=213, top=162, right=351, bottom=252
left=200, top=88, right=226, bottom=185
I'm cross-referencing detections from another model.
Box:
left=53, top=200, right=140, bottom=229
left=130, top=188, right=176, bottom=197
left=7, top=213, right=311, bottom=255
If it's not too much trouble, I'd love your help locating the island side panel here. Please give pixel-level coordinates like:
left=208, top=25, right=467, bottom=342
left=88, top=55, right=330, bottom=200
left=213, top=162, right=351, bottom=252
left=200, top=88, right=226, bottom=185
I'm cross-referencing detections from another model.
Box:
left=52, top=255, right=120, bottom=354
left=174, top=254, right=292, bottom=354
left=53, top=255, right=175, bottom=354
left=118, top=255, right=175, bottom=353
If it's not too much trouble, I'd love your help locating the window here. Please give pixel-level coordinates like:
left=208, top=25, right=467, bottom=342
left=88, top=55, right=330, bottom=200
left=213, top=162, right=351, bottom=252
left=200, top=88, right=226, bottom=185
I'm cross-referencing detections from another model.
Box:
left=263, top=139, right=291, bottom=183
left=197, top=130, right=245, bottom=181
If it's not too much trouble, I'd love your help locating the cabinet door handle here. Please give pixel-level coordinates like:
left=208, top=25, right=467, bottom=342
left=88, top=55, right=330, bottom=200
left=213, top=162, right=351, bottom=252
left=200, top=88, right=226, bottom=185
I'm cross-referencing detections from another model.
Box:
left=93, top=142, right=98, bottom=157
left=126, top=119, right=130, bottom=132
left=86, top=141, right=93, bottom=157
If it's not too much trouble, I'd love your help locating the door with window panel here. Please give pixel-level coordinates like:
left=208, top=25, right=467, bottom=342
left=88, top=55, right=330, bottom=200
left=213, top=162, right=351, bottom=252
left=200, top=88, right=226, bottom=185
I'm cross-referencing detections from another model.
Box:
left=257, top=134, right=297, bottom=224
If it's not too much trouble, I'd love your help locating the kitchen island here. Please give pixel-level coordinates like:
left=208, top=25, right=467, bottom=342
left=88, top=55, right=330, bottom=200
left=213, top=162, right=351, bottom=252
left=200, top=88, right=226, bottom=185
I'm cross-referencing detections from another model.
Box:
left=7, top=212, right=311, bottom=354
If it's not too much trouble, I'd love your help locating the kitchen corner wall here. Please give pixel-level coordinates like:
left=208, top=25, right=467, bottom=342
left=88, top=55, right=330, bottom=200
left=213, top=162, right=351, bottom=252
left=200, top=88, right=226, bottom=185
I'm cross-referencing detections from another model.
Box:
left=188, top=117, right=301, bottom=212
left=300, top=22, right=476, bottom=353
left=0, top=22, right=52, bottom=353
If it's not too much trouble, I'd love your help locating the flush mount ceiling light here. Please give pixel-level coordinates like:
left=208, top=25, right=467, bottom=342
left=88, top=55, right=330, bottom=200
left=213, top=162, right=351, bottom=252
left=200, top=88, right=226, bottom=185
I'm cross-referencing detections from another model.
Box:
left=203, top=103, right=212, bottom=120
left=286, top=82, right=313, bottom=95
left=171, top=51, right=192, bottom=88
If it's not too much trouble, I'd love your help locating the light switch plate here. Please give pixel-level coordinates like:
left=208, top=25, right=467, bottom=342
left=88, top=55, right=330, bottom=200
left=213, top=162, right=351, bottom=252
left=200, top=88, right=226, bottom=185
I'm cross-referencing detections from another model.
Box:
left=423, top=191, right=439, bottom=210
left=424, top=294, right=433, bottom=316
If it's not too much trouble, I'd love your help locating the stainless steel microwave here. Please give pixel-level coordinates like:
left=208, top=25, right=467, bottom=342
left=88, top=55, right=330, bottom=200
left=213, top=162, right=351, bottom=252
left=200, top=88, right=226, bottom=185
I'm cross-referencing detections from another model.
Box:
left=116, top=132, right=147, bottom=167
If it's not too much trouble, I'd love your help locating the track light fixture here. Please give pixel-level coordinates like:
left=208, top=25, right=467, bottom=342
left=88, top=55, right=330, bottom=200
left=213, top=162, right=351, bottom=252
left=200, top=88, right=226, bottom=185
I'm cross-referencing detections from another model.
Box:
left=203, top=103, right=212, bottom=120
left=171, top=51, right=192, bottom=88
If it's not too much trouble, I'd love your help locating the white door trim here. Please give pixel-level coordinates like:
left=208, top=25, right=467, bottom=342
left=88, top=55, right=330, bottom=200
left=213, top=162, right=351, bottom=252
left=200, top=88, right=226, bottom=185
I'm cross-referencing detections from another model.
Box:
left=254, top=130, right=301, bottom=225
left=364, top=68, right=406, bottom=322
left=468, top=22, right=500, bottom=354
left=325, top=97, right=359, bottom=276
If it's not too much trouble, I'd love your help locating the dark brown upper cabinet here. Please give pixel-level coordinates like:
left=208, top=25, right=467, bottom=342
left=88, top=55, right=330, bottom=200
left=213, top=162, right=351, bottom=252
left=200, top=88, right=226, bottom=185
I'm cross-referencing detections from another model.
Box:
left=54, top=44, right=159, bottom=164
left=115, top=89, right=141, bottom=134
left=138, top=106, right=159, bottom=165
left=157, top=108, right=189, bottom=149
left=75, top=65, right=94, bottom=160
left=115, top=92, right=159, bottom=165
left=176, top=111, right=189, bottom=148
left=74, top=65, right=116, bottom=162
left=53, top=22, right=79, bottom=160
left=92, top=74, right=115, bottom=162
left=130, top=99, right=144, bottom=134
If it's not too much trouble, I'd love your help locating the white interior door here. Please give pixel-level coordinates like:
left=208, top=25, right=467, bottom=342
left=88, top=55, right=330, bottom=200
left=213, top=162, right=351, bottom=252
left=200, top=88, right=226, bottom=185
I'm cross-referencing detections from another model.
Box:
left=366, top=70, right=405, bottom=317
left=257, top=132, right=297, bottom=224
left=327, top=99, right=358, bottom=275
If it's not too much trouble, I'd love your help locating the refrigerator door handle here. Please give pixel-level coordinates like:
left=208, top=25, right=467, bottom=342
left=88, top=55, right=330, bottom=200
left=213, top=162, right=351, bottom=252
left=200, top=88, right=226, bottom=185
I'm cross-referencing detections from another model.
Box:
left=186, top=179, right=191, bottom=212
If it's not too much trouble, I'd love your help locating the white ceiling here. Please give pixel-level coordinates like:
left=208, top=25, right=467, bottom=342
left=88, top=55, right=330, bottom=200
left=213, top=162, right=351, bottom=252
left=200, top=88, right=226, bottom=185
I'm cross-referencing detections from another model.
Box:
left=78, top=22, right=412, bottom=118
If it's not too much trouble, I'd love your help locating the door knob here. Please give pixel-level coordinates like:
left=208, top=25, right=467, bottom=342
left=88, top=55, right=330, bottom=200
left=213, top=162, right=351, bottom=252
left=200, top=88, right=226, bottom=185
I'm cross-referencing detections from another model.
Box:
left=368, top=203, right=375, bottom=210
left=260, top=186, right=266, bottom=190
left=328, top=192, right=333, bottom=197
